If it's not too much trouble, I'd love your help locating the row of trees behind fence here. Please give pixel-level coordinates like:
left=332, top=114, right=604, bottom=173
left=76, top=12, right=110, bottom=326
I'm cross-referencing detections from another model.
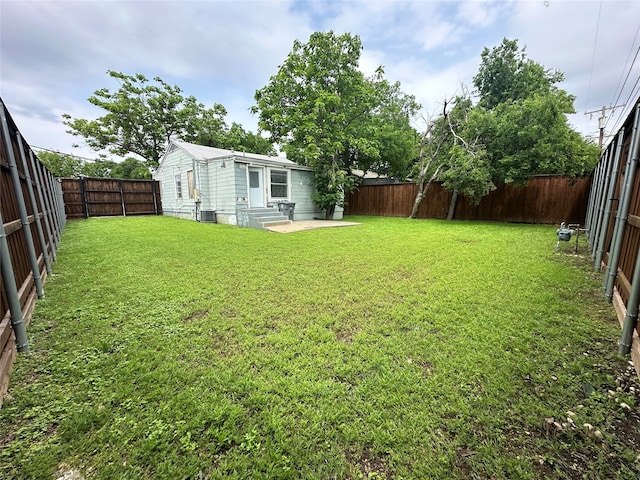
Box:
left=0, top=99, right=66, bottom=408
left=345, top=176, right=591, bottom=225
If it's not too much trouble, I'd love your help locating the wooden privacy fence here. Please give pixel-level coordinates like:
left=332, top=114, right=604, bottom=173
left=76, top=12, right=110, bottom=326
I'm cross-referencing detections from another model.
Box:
left=586, top=95, right=640, bottom=376
left=345, top=176, right=591, bottom=225
left=62, top=177, right=162, bottom=219
left=0, top=98, right=65, bottom=408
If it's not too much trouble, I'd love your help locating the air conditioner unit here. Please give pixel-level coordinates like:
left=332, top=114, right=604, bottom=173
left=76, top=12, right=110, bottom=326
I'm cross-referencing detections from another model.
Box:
left=200, top=210, right=217, bottom=223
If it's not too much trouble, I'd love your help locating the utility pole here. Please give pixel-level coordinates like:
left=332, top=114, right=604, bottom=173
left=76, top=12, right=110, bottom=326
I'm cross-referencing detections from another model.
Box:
left=586, top=104, right=625, bottom=148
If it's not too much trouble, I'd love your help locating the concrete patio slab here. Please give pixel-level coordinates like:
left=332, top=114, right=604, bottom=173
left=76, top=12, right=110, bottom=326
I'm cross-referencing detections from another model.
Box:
left=265, top=220, right=361, bottom=233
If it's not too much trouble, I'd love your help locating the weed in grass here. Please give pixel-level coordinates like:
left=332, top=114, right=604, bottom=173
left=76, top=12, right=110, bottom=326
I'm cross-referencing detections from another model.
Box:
left=1, top=216, right=639, bottom=479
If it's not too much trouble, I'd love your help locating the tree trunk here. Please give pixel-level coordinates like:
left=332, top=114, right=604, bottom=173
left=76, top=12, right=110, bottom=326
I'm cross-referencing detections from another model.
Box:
left=409, top=190, right=423, bottom=219
left=447, top=189, right=458, bottom=221
left=325, top=203, right=336, bottom=220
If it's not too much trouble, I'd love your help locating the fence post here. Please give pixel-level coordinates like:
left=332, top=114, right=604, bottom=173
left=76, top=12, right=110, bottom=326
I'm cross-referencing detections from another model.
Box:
left=57, top=178, right=66, bottom=229
left=585, top=161, right=599, bottom=237
left=588, top=159, right=606, bottom=252
left=17, top=133, right=52, bottom=275
left=591, top=147, right=613, bottom=257
left=78, top=177, right=88, bottom=219
left=595, top=128, right=625, bottom=271
left=604, top=104, right=640, bottom=302
left=30, top=151, right=57, bottom=262
left=119, top=179, right=127, bottom=216
left=152, top=181, right=159, bottom=215
left=0, top=209, right=30, bottom=353
left=0, top=100, right=44, bottom=298
left=44, top=171, right=61, bottom=244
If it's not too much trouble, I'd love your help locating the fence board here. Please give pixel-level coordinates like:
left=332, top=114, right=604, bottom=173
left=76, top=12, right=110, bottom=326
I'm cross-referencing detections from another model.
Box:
left=62, top=177, right=162, bottom=218
left=345, top=176, right=591, bottom=224
left=1, top=98, right=65, bottom=408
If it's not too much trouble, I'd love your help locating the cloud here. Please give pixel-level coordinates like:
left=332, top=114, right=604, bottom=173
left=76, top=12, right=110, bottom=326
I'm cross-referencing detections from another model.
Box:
left=2, top=0, right=639, bottom=156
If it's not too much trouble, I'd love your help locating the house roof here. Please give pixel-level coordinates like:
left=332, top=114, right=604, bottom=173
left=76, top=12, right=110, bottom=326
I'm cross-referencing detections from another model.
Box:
left=166, top=140, right=311, bottom=170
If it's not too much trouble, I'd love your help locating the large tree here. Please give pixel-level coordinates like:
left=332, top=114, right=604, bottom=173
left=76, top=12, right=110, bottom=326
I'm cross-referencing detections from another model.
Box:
left=468, top=39, right=599, bottom=190
left=409, top=39, right=598, bottom=218
left=408, top=94, right=488, bottom=218
left=63, top=71, right=214, bottom=168
left=473, top=38, right=565, bottom=110
left=253, top=31, right=419, bottom=218
left=64, top=70, right=275, bottom=167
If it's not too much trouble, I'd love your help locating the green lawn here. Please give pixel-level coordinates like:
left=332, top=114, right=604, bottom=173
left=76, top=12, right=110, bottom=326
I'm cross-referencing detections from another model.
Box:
left=1, top=216, right=639, bottom=479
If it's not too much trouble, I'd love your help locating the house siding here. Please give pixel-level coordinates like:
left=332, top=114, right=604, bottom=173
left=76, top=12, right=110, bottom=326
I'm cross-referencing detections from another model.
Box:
left=207, top=159, right=237, bottom=225
left=289, top=170, right=322, bottom=220
left=155, top=147, right=199, bottom=220
left=156, top=140, right=344, bottom=226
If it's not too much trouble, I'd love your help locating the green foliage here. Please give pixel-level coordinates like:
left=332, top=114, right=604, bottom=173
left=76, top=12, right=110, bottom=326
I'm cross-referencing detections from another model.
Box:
left=80, top=159, right=113, bottom=178
left=220, top=122, right=276, bottom=156
left=419, top=38, right=600, bottom=207
left=0, top=216, right=637, bottom=479
left=253, top=31, right=418, bottom=216
left=439, top=143, right=494, bottom=204
left=63, top=71, right=208, bottom=167
left=37, top=151, right=83, bottom=178
left=64, top=71, right=275, bottom=167
left=108, top=157, right=152, bottom=180
left=473, top=38, right=564, bottom=110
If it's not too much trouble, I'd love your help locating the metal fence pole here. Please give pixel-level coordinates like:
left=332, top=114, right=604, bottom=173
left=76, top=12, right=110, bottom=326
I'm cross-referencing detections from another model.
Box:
left=595, top=129, right=625, bottom=271
left=0, top=100, right=44, bottom=298
left=42, top=170, right=61, bottom=246
left=0, top=209, right=30, bottom=353
left=587, top=159, right=604, bottom=249
left=29, top=151, right=57, bottom=261
left=605, top=105, right=640, bottom=302
left=591, top=147, right=613, bottom=256
left=56, top=178, right=66, bottom=229
left=619, top=236, right=640, bottom=354
left=584, top=165, right=597, bottom=233
left=48, top=173, right=63, bottom=241
left=16, top=133, right=52, bottom=275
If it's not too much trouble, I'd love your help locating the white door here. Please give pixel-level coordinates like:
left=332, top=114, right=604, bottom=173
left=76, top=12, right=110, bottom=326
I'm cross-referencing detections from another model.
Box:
left=248, top=167, right=264, bottom=207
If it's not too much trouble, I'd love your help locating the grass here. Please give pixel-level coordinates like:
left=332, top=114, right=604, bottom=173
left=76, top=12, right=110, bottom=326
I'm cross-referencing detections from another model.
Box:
left=1, top=215, right=639, bottom=479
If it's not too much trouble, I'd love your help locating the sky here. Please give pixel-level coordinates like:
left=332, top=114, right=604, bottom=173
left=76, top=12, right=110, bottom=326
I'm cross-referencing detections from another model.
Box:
left=1, top=0, right=640, bottom=162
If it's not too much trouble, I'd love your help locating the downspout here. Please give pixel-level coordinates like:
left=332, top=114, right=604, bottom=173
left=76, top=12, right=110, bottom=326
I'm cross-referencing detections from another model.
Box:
left=604, top=104, right=640, bottom=302
left=17, top=132, right=52, bottom=275
left=591, top=146, right=613, bottom=258
left=595, top=129, right=625, bottom=271
left=0, top=100, right=44, bottom=298
left=0, top=209, right=30, bottom=353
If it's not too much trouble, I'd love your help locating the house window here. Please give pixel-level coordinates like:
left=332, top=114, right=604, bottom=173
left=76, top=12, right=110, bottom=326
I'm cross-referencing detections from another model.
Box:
left=175, top=174, right=182, bottom=199
left=270, top=170, right=288, bottom=199
left=187, top=170, right=195, bottom=199
left=249, top=171, right=260, bottom=188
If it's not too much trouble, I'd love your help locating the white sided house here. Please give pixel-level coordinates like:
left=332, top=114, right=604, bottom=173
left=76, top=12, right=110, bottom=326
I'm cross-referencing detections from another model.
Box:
left=155, top=140, right=342, bottom=228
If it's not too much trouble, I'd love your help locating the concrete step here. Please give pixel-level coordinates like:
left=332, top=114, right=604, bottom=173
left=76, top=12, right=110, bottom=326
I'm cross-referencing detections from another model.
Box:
left=262, top=220, right=292, bottom=227
left=256, top=215, right=289, bottom=223
left=247, top=207, right=279, bottom=214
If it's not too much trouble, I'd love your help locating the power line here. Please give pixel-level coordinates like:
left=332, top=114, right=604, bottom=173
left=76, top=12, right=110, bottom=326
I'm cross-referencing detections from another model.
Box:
left=608, top=73, right=640, bottom=135
left=610, top=23, right=640, bottom=110
left=584, top=0, right=604, bottom=113
left=606, top=45, right=640, bottom=131
left=585, top=105, right=625, bottom=148
left=31, top=145, right=104, bottom=163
